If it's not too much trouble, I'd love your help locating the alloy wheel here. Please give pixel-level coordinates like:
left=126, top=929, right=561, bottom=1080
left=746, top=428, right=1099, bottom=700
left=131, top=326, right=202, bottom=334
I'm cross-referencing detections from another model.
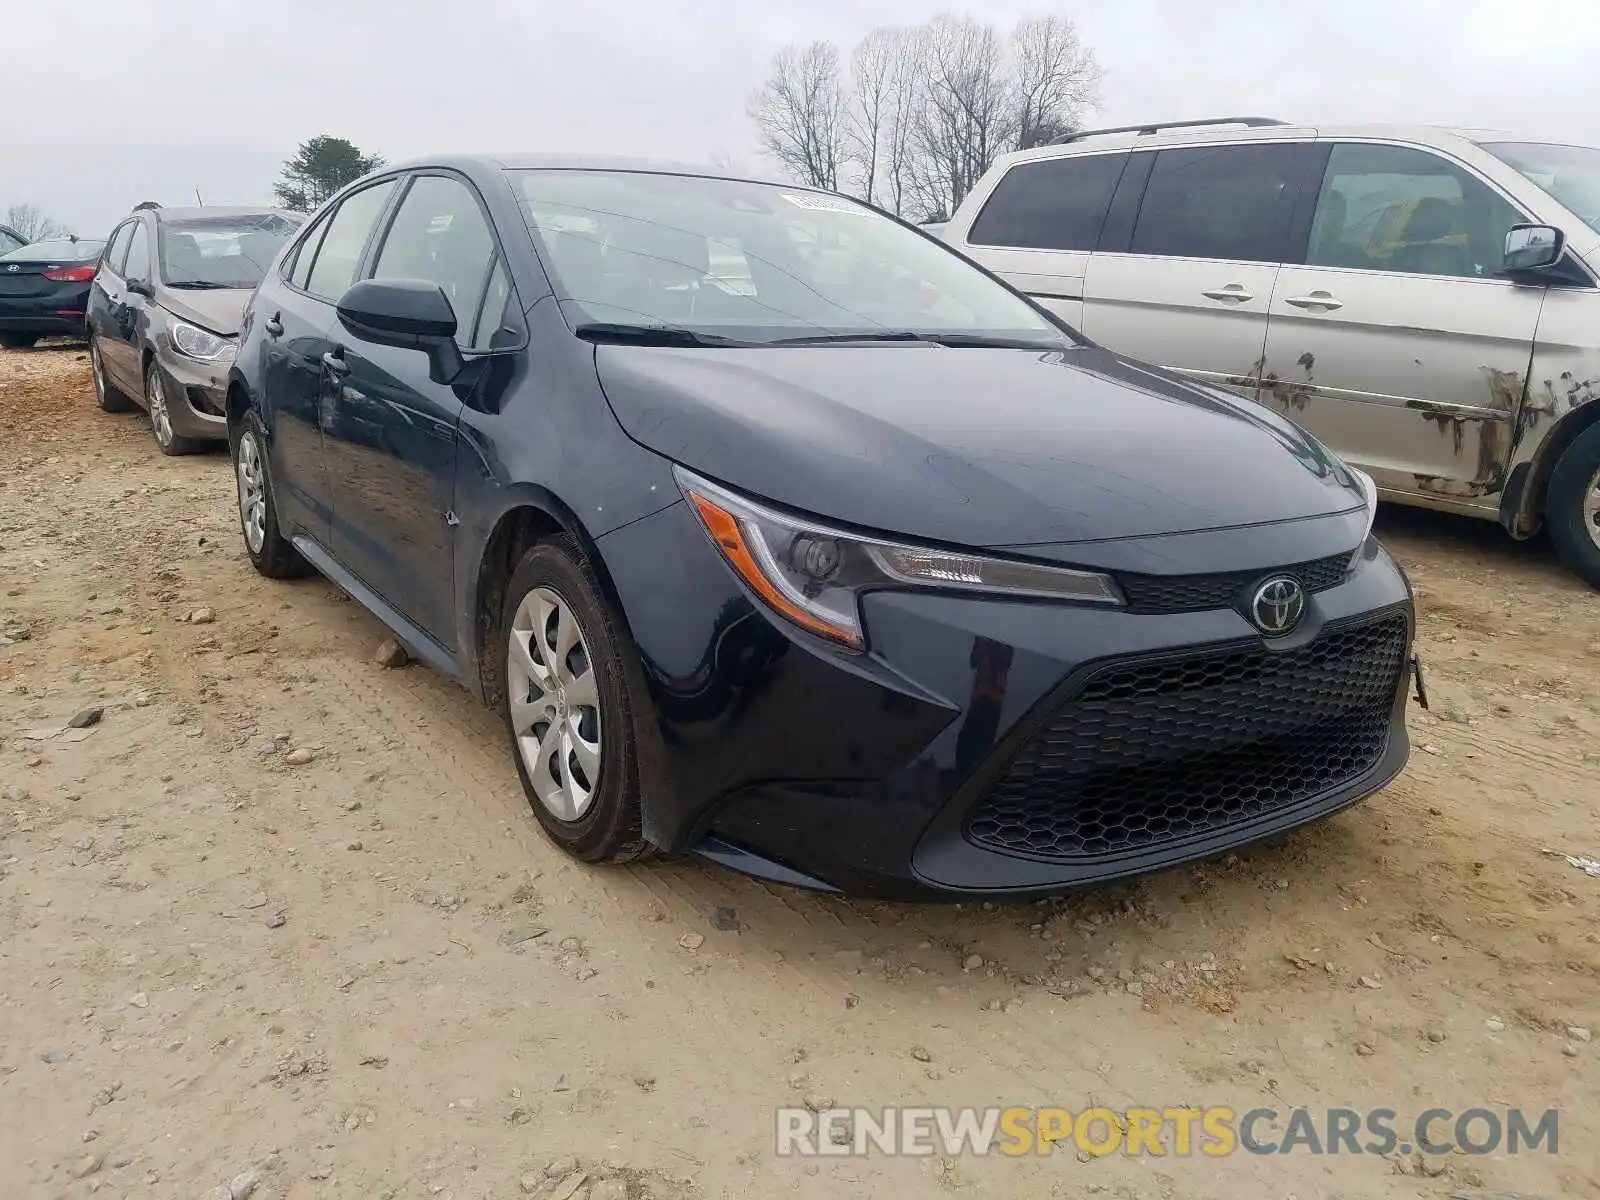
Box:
left=507, top=586, right=602, bottom=821
left=90, top=341, right=106, bottom=401
left=236, top=431, right=268, bottom=555
left=147, top=369, right=174, bottom=447
left=1585, top=464, right=1600, bottom=551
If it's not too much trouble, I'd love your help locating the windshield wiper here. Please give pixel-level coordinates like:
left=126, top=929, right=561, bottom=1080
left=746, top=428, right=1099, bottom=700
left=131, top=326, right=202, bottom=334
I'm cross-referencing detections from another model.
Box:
left=573, top=322, right=754, bottom=348
left=768, top=330, right=1069, bottom=350
left=165, top=280, right=236, bottom=290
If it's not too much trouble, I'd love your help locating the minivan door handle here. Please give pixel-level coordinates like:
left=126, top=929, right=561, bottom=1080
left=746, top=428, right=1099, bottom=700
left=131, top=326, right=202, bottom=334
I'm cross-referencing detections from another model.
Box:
left=263, top=313, right=284, bottom=338
left=1283, top=291, right=1344, bottom=311
left=1201, top=284, right=1253, bottom=303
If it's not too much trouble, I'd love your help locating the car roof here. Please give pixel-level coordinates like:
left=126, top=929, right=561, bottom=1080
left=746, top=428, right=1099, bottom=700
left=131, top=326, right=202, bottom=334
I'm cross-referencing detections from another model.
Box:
left=149, top=205, right=300, bottom=222
left=988, top=120, right=1589, bottom=172
left=384, top=152, right=800, bottom=190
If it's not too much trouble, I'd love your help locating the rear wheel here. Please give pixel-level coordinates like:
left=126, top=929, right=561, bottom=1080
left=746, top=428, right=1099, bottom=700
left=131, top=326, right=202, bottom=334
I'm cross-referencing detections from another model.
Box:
left=0, top=332, right=39, bottom=350
left=89, top=336, right=133, bottom=412
left=231, top=412, right=310, bottom=579
left=494, top=536, right=650, bottom=864
left=1546, top=421, right=1600, bottom=589
left=145, top=361, right=202, bottom=456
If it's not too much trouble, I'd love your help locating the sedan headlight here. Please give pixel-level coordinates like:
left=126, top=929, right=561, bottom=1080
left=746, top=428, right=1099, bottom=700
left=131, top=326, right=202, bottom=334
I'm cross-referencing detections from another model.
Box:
left=1349, top=466, right=1379, bottom=543
left=170, top=320, right=235, bottom=362
left=676, top=467, right=1122, bottom=649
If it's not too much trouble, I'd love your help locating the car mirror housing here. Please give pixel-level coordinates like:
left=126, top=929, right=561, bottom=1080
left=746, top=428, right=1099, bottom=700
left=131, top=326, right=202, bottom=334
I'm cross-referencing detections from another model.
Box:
left=1504, top=223, right=1564, bottom=273
left=127, top=278, right=154, bottom=298
left=336, top=278, right=464, bottom=384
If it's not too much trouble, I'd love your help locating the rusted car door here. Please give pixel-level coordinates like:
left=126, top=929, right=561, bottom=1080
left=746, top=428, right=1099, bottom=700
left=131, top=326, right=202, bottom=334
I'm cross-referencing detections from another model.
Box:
left=1257, top=142, right=1542, bottom=504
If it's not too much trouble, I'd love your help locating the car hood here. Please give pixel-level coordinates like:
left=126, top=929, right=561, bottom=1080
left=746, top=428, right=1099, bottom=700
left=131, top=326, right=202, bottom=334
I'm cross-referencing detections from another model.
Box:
left=594, top=344, right=1365, bottom=548
left=156, top=286, right=251, bottom=337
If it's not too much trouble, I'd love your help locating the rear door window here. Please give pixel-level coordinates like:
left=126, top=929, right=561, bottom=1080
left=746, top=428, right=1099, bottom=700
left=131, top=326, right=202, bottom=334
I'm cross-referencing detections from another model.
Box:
left=304, top=181, right=398, bottom=302
left=1129, top=144, right=1307, bottom=263
left=968, top=152, right=1128, bottom=251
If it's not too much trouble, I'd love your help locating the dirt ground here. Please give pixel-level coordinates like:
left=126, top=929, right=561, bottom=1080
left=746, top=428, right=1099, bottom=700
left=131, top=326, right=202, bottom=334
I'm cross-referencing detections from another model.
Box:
left=1, top=343, right=1597, bottom=1200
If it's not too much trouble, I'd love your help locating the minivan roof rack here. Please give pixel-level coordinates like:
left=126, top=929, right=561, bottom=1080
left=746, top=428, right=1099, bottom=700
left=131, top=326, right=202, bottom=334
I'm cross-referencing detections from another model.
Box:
left=1053, top=117, right=1288, bottom=144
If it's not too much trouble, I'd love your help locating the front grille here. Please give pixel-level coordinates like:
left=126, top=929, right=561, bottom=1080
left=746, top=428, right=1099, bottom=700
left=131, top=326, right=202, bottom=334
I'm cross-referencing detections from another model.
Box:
left=966, top=612, right=1409, bottom=862
left=1118, top=553, right=1350, bottom=615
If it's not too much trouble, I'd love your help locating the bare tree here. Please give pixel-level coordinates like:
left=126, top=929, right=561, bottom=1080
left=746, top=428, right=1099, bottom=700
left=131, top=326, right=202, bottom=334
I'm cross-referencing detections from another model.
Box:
left=1012, top=15, right=1101, bottom=150
left=912, top=15, right=1014, bottom=220
left=5, top=204, right=69, bottom=242
left=747, top=42, right=849, bottom=191
left=845, top=29, right=896, bottom=204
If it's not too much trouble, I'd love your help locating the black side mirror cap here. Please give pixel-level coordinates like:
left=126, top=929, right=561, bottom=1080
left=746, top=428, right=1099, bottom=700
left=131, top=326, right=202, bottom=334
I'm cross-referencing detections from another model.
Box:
left=127, top=278, right=153, bottom=298
left=337, top=278, right=464, bottom=385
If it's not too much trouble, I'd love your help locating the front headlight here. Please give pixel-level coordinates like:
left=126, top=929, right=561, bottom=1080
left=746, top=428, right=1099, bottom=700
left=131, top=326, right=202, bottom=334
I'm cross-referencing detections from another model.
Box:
left=676, top=467, right=1122, bottom=649
left=170, top=320, right=235, bottom=362
left=1349, top=466, right=1379, bottom=543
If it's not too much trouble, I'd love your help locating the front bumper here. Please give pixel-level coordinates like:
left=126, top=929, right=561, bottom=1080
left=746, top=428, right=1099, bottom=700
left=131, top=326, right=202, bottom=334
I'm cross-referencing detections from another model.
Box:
left=154, top=347, right=230, bottom=441
left=598, top=502, right=1415, bottom=900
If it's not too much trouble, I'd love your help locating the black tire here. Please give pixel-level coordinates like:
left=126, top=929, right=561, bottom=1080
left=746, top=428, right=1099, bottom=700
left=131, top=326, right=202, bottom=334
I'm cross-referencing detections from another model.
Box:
left=89, top=335, right=134, bottom=413
left=493, top=535, right=651, bottom=864
left=0, top=332, right=39, bottom=350
left=1546, top=422, right=1600, bottom=590
left=144, top=360, right=203, bottom=456
left=230, top=411, right=311, bottom=579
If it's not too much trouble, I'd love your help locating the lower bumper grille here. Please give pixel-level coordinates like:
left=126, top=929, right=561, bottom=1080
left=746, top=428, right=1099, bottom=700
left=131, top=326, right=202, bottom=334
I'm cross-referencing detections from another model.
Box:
left=966, top=612, right=1409, bottom=862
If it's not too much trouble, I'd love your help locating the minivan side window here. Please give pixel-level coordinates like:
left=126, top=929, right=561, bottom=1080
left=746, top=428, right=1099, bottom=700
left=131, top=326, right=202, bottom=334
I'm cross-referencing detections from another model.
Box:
left=1129, top=144, right=1306, bottom=263
left=304, top=181, right=398, bottom=302
left=104, top=222, right=135, bottom=275
left=967, top=153, right=1128, bottom=251
left=1307, top=143, right=1525, bottom=280
left=370, top=175, right=498, bottom=349
left=123, top=221, right=151, bottom=283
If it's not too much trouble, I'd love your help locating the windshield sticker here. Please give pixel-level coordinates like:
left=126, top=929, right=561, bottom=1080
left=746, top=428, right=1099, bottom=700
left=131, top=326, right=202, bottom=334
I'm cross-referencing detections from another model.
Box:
left=782, top=193, right=869, bottom=215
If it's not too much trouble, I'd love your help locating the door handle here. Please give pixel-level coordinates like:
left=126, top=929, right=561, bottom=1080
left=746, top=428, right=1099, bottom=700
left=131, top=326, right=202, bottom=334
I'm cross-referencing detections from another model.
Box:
left=321, top=350, right=350, bottom=378
left=1201, top=284, right=1254, bottom=303
left=263, top=313, right=284, bottom=338
left=1283, top=291, right=1344, bottom=311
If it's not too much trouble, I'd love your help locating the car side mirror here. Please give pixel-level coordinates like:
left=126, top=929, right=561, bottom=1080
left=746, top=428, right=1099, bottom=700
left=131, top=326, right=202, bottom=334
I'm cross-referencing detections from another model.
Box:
left=1504, top=223, right=1564, bottom=274
left=336, top=278, right=464, bottom=385
left=127, top=278, right=153, bottom=298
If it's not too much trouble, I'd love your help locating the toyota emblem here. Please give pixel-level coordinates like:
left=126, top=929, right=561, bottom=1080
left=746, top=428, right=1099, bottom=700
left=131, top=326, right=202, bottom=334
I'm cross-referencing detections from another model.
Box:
left=1250, top=576, right=1305, bottom=636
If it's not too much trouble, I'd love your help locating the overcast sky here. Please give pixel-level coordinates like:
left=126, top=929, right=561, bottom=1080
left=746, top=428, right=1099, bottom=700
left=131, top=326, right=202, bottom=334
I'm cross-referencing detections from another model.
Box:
left=6, top=0, right=1597, bottom=236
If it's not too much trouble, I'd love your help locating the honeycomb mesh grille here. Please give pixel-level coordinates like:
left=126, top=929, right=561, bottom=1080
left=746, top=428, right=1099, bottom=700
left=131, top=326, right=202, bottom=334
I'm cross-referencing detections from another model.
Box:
left=966, top=613, right=1409, bottom=862
left=1118, top=553, right=1351, bottom=615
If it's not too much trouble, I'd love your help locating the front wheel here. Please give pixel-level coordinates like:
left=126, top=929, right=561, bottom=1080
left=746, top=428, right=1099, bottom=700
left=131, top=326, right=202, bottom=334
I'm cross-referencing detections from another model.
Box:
left=494, top=535, right=650, bottom=863
left=89, top=336, right=133, bottom=412
left=1546, top=421, right=1600, bottom=589
left=231, top=414, right=310, bottom=579
left=145, top=361, right=202, bottom=456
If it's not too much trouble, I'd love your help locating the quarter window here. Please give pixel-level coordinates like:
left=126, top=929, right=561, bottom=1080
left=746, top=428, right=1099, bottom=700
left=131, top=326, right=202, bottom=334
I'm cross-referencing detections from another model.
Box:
left=471, top=257, right=516, bottom=351
left=1307, top=143, right=1524, bottom=279
left=304, top=181, right=398, bottom=302
left=123, top=222, right=151, bottom=282
left=1130, top=144, right=1306, bottom=263
left=371, top=175, right=498, bottom=348
left=967, top=153, right=1128, bottom=251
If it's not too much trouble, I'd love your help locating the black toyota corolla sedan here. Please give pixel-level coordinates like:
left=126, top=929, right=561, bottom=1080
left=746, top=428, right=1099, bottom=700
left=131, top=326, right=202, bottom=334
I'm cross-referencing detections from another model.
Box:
left=226, top=155, right=1419, bottom=899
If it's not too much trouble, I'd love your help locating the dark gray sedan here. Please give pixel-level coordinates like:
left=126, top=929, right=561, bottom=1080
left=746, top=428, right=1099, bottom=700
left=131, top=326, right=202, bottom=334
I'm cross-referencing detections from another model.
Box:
left=87, top=206, right=302, bottom=454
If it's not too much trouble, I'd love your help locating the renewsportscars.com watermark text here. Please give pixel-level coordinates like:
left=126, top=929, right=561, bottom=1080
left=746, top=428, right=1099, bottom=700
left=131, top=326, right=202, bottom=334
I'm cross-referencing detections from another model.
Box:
left=776, top=1106, right=1559, bottom=1158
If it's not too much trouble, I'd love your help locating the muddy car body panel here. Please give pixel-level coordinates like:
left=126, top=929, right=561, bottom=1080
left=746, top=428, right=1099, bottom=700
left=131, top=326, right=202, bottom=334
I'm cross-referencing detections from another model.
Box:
left=226, top=155, right=1415, bottom=898
left=948, top=120, right=1600, bottom=584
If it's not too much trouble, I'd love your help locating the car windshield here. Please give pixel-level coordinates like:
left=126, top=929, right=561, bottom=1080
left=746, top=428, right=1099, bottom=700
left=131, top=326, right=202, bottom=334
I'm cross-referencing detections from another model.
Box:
left=512, top=169, right=1070, bottom=345
left=158, top=213, right=302, bottom=288
left=2, top=238, right=104, bottom=262
left=1482, top=141, right=1600, bottom=232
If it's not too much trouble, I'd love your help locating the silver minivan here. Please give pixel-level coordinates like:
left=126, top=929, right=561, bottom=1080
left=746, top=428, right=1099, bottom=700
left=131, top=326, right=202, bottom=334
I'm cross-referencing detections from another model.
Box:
left=947, top=117, right=1600, bottom=586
